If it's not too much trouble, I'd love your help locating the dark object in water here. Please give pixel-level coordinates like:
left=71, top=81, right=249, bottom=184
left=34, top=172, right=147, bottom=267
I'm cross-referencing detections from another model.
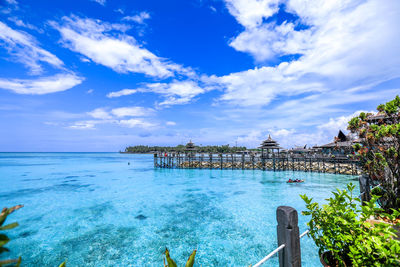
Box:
left=135, top=214, right=147, bottom=220
left=287, top=179, right=304, bottom=183
left=128, top=162, right=130, bottom=165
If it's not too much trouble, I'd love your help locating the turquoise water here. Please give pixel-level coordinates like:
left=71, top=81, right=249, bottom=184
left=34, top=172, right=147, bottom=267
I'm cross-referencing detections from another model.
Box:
left=0, top=153, right=359, bottom=266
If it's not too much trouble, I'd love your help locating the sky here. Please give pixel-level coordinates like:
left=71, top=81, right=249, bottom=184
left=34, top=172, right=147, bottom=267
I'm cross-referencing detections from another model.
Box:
left=0, top=0, right=399, bottom=152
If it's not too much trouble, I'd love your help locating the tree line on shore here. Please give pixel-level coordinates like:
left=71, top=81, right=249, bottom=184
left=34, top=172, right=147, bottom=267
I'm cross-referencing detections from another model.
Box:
left=123, top=144, right=248, bottom=153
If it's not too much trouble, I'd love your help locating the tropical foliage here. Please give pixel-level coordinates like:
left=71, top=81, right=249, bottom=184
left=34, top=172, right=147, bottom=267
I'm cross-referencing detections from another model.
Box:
left=0, top=205, right=23, bottom=267
left=163, top=248, right=196, bottom=267
left=301, top=183, right=400, bottom=266
left=124, top=144, right=248, bottom=153
left=348, top=95, right=400, bottom=212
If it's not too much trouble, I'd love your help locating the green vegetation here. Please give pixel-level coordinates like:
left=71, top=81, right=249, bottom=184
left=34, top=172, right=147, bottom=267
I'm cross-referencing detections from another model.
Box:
left=0, top=205, right=23, bottom=267
left=348, top=95, right=400, bottom=213
left=301, top=183, right=400, bottom=266
left=124, top=144, right=248, bottom=153
left=163, top=248, right=196, bottom=267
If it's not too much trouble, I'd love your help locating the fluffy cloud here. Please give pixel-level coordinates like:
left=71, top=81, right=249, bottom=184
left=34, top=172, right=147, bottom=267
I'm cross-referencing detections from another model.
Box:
left=0, top=22, right=63, bottom=74
left=79, top=106, right=158, bottom=130
left=111, top=106, right=154, bottom=117
left=106, top=89, right=137, bottom=98
left=0, top=73, right=84, bottom=94
left=122, top=12, right=150, bottom=24
left=217, top=0, right=400, bottom=109
left=52, top=15, right=193, bottom=78
left=87, top=108, right=112, bottom=120
left=143, top=80, right=213, bottom=106
left=118, top=119, right=157, bottom=129
left=166, top=121, right=176, bottom=126
left=224, top=0, right=280, bottom=28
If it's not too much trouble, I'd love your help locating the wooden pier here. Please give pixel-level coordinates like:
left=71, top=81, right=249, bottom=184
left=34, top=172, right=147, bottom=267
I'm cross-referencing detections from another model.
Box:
left=153, top=153, right=361, bottom=175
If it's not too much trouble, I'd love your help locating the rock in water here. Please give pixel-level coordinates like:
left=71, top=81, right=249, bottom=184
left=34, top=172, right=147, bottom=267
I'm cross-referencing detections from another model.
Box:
left=135, top=214, right=147, bottom=220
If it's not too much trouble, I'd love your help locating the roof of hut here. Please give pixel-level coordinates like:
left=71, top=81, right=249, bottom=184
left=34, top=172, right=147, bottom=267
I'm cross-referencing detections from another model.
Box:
left=259, top=135, right=282, bottom=149
left=318, top=130, right=356, bottom=148
left=185, top=140, right=196, bottom=151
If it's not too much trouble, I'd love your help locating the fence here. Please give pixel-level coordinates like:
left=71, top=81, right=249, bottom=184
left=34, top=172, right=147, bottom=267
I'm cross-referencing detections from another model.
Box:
left=253, top=206, right=310, bottom=267
left=154, top=153, right=360, bottom=175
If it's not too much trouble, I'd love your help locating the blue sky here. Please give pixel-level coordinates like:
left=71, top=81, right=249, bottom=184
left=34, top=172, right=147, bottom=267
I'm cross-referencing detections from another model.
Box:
left=0, top=0, right=399, bottom=152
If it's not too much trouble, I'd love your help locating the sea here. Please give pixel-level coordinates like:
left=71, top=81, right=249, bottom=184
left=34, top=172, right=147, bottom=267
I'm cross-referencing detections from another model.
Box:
left=0, top=153, right=358, bottom=266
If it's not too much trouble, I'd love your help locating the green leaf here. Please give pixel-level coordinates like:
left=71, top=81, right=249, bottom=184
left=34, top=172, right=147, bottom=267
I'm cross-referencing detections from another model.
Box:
left=59, top=261, right=66, bottom=267
left=185, top=250, right=196, bottom=267
left=164, top=248, right=177, bottom=267
left=0, top=222, right=19, bottom=230
left=0, top=247, right=10, bottom=253
left=0, top=234, right=10, bottom=247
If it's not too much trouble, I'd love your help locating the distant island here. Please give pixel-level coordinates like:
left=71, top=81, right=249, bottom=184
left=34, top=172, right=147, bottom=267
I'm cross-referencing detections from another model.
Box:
left=122, top=144, right=248, bottom=154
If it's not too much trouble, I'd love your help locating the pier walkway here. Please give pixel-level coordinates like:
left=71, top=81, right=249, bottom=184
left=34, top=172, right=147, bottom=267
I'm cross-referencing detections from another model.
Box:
left=153, top=153, right=361, bottom=175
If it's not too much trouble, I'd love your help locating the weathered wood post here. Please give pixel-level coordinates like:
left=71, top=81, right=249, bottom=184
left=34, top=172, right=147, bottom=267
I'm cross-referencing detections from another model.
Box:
left=242, top=152, right=245, bottom=170
left=292, top=157, right=294, bottom=171
left=154, top=153, right=157, bottom=167
left=273, top=153, right=276, bottom=171
left=359, top=174, right=371, bottom=204
left=277, top=206, right=301, bottom=267
left=220, top=153, right=223, bottom=169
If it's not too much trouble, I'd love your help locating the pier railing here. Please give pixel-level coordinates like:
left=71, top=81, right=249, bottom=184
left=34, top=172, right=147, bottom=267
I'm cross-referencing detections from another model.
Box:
left=253, top=206, right=309, bottom=267
left=154, top=153, right=360, bottom=175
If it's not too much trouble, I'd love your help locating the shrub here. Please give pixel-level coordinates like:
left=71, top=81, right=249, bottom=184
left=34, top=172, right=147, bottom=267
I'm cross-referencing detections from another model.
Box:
left=301, top=183, right=400, bottom=266
left=348, top=95, right=400, bottom=212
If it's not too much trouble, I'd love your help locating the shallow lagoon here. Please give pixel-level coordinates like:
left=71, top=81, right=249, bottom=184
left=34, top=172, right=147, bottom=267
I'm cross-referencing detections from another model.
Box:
left=0, top=153, right=358, bottom=266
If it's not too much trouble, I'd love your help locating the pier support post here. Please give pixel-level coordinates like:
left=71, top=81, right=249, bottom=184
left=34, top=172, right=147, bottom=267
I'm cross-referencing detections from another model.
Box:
left=277, top=206, right=301, bottom=267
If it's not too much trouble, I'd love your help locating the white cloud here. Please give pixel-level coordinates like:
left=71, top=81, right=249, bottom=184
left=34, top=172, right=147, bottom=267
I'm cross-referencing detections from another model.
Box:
left=69, top=120, right=97, bottom=129
left=224, top=0, right=280, bottom=28
left=106, top=89, right=137, bottom=98
left=114, top=8, right=124, bottom=14
left=216, top=0, right=400, bottom=109
left=143, top=80, right=212, bottom=106
left=0, top=73, right=84, bottom=94
left=52, top=15, right=193, bottom=78
left=8, top=17, right=42, bottom=32
left=317, top=110, right=374, bottom=136
left=87, top=108, right=112, bottom=119
left=79, top=106, right=158, bottom=130
left=0, top=22, right=63, bottom=74
left=122, top=12, right=150, bottom=24
left=87, top=89, right=94, bottom=94
left=111, top=106, right=154, bottom=117
left=118, top=118, right=157, bottom=129
left=91, top=0, right=106, bottom=6
left=166, top=121, right=176, bottom=126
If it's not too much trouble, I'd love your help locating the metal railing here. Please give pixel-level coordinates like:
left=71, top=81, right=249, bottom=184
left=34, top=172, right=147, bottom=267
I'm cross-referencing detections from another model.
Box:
left=253, top=207, right=310, bottom=267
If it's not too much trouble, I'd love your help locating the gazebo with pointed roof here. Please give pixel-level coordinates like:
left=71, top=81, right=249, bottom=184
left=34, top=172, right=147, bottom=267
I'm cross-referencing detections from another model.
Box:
left=259, top=135, right=282, bottom=157
left=185, top=140, right=197, bottom=155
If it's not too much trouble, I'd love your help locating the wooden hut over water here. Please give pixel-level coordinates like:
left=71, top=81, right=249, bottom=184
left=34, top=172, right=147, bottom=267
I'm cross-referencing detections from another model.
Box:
left=259, top=135, right=282, bottom=157
left=185, top=140, right=196, bottom=156
left=318, top=130, right=356, bottom=156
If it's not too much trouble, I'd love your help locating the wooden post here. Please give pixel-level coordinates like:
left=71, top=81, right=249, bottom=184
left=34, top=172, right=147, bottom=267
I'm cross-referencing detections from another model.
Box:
left=277, top=206, right=301, bottom=267
left=231, top=153, right=234, bottom=170
left=262, top=154, right=266, bottom=171
left=292, top=158, right=294, bottom=171
left=220, top=154, right=223, bottom=169
left=334, top=161, right=336, bottom=174
left=273, top=153, right=276, bottom=171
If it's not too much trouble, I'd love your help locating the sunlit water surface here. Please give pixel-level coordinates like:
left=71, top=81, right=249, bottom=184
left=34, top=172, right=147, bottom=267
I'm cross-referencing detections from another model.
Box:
left=0, top=153, right=359, bottom=266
